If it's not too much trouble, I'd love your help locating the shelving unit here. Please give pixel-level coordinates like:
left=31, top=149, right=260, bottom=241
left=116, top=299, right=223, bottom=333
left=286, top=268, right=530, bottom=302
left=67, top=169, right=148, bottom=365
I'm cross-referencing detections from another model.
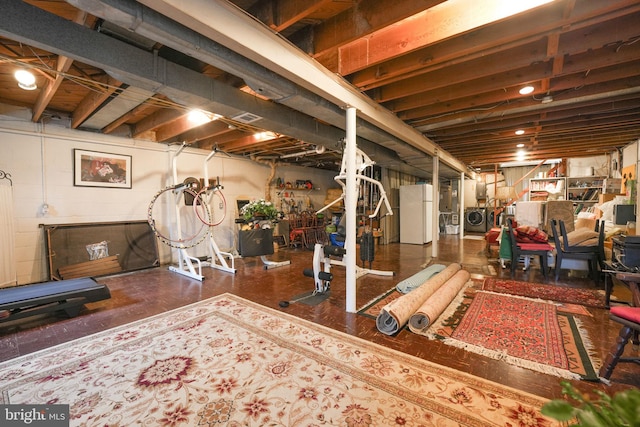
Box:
left=528, top=177, right=566, bottom=201
left=567, top=176, right=622, bottom=213
left=274, top=178, right=321, bottom=214
left=567, top=176, right=604, bottom=203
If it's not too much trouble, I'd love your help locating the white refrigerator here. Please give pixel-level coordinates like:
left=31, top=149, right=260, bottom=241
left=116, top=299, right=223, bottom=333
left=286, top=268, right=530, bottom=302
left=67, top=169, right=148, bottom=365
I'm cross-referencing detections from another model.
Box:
left=399, top=184, right=433, bottom=244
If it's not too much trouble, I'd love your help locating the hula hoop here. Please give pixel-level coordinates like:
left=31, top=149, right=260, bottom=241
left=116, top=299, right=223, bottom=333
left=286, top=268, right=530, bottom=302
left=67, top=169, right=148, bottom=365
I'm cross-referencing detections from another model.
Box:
left=193, top=186, right=227, bottom=227
left=148, top=184, right=210, bottom=249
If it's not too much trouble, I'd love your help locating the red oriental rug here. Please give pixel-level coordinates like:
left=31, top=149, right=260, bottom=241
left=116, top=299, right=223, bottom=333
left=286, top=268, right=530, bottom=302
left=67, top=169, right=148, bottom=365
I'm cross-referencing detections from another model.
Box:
left=482, top=278, right=606, bottom=308
left=429, top=290, right=599, bottom=380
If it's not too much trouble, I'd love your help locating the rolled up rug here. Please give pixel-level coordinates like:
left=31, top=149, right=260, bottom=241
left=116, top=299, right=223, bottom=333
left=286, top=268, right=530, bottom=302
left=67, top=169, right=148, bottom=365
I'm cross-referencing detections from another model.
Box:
left=395, top=264, right=447, bottom=294
left=408, top=269, right=471, bottom=334
left=376, top=263, right=461, bottom=335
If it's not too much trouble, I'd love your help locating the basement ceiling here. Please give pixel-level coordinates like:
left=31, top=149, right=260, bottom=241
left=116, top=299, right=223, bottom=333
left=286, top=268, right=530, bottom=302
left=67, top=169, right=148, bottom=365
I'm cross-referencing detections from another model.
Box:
left=0, top=0, right=639, bottom=180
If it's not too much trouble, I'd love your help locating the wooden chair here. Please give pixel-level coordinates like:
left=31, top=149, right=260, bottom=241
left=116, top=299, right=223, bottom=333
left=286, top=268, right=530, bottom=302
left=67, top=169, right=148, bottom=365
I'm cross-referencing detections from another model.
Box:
left=599, top=306, right=640, bottom=380
left=550, top=219, right=604, bottom=285
left=506, top=218, right=553, bottom=280
left=288, top=213, right=307, bottom=248
left=562, top=219, right=606, bottom=270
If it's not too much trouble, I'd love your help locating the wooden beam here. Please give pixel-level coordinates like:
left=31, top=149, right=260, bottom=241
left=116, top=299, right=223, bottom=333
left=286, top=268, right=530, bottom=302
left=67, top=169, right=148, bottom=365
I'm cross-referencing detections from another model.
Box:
left=132, top=108, right=185, bottom=138
left=154, top=116, right=209, bottom=142
left=272, top=0, right=344, bottom=32
left=101, top=100, right=158, bottom=134
left=171, top=120, right=233, bottom=145
left=312, top=0, right=445, bottom=61
left=70, top=74, right=121, bottom=129
left=348, top=1, right=640, bottom=89
left=32, top=10, right=90, bottom=122
left=338, top=0, right=558, bottom=75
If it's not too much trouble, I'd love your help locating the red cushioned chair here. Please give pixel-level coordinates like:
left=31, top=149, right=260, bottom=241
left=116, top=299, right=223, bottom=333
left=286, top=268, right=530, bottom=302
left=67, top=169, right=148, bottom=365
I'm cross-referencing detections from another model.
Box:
left=506, top=218, right=552, bottom=280
left=599, top=306, right=640, bottom=380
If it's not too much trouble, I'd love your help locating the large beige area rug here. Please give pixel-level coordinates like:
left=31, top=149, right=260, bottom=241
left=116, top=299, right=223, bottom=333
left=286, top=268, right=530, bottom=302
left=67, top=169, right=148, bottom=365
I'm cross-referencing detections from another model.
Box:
left=0, top=294, right=560, bottom=426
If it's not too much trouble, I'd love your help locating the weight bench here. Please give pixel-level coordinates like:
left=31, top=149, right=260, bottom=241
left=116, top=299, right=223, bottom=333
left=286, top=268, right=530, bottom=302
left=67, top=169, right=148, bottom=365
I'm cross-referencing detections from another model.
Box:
left=0, top=277, right=111, bottom=323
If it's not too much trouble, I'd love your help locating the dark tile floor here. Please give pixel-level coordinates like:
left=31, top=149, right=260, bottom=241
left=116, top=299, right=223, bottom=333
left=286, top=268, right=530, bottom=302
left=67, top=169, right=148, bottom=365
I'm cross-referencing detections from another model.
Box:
left=1, top=234, right=638, bottom=401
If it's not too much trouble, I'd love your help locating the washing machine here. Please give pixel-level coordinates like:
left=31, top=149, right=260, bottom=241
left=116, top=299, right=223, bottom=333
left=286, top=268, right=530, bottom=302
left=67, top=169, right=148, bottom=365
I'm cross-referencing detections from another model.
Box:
left=464, top=208, right=487, bottom=233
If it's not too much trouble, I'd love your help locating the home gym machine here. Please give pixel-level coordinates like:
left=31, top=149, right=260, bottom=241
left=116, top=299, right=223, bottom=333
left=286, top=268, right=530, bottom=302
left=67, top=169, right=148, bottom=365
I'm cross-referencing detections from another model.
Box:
left=197, top=148, right=236, bottom=274
left=316, top=146, right=394, bottom=277
left=148, top=143, right=235, bottom=281
left=290, top=145, right=393, bottom=304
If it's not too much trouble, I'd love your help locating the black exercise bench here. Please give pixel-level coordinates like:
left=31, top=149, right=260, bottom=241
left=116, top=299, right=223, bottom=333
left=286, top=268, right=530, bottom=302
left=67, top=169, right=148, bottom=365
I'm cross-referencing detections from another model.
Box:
left=0, top=277, right=111, bottom=323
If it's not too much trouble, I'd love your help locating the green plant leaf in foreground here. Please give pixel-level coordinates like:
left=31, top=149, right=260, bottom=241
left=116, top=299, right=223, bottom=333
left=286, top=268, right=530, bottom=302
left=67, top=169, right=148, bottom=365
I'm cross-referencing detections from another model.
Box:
left=541, top=381, right=640, bottom=427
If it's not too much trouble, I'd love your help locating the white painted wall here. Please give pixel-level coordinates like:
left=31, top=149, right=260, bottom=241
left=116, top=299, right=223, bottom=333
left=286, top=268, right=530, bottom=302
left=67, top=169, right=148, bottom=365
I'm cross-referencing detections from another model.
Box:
left=0, top=113, right=338, bottom=284
left=567, top=154, right=611, bottom=178
left=623, top=141, right=638, bottom=168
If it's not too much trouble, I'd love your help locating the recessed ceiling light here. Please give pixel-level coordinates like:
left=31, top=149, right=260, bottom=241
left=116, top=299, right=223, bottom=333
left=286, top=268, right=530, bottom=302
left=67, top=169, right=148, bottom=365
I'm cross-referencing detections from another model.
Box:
left=515, top=129, right=525, bottom=135
left=14, top=69, right=37, bottom=91
left=516, top=143, right=525, bottom=148
left=519, top=85, right=534, bottom=95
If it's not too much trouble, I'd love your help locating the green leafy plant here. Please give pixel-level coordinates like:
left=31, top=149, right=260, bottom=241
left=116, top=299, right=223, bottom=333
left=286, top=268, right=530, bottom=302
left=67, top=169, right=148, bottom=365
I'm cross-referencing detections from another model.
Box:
left=240, top=199, right=279, bottom=222
left=541, top=381, right=640, bottom=426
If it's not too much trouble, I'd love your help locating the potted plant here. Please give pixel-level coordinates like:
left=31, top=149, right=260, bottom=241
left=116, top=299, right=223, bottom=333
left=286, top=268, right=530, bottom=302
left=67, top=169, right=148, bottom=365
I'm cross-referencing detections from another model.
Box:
left=240, top=199, right=279, bottom=222
left=238, top=199, right=281, bottom=257
left=541, top=381, right=640, bottom=426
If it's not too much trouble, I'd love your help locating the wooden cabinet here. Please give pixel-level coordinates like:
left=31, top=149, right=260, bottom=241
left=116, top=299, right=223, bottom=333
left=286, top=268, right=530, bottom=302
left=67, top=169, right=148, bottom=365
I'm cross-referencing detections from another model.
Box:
left=528, top=177, right=566, bottom=201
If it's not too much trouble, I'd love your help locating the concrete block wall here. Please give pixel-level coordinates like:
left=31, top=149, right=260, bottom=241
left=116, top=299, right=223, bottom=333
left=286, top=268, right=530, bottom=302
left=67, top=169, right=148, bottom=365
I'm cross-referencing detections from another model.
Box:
left=0, top=114, right=337, bottom=285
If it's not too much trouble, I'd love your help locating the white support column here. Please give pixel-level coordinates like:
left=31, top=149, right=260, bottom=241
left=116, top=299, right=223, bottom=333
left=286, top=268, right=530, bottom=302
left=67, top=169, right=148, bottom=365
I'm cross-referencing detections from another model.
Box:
left=345, top=106, right=357, bottom=313
left=432, top=154, right=439, bottom=258
left=460, top=171, right=465, bottom=238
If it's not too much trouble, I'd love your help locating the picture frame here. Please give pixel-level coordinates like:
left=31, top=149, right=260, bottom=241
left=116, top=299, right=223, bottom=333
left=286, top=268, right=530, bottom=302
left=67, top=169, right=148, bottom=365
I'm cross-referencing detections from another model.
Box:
left=74, top=149, right=132, bottom=189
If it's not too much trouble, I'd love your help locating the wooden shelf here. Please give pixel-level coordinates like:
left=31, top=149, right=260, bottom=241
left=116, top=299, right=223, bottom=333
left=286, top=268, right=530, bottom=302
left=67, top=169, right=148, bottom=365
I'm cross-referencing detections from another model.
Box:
left=528, top=177, right=566, bottom=201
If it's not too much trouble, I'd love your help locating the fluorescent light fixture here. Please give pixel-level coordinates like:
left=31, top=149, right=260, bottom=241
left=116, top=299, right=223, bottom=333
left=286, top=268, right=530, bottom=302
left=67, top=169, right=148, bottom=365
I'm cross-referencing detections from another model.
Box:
left=519, top=85, right=534, bottom=95
left=14, top=69, right=37, bottom=90
left=515, top=129, right=525, bottom=135
left=516, top=143, right=525, bottom=148
left=516, top=150, right=526, bottom=161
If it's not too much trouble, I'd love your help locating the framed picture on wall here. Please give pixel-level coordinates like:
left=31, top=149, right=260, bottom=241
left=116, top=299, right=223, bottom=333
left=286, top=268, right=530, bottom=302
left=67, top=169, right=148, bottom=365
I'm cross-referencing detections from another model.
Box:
left=74, top=149, right=132, bottom=188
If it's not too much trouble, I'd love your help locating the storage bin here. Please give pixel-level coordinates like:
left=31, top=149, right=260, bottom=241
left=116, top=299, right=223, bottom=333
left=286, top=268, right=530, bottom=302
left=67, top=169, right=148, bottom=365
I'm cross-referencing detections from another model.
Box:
left=445, top=225, right=459, bottom=234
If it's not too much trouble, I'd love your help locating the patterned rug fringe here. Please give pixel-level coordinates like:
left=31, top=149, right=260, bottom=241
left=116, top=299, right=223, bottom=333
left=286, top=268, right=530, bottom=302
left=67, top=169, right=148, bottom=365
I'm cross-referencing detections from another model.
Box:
left=572, top=315, right=603, bottom=373
left=437, top=338, right=581, bottom=380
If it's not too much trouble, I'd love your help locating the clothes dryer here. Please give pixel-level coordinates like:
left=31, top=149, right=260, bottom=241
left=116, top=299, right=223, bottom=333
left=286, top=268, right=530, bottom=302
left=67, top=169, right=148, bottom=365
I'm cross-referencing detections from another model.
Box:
left=464, top=208, right=486, bottom=233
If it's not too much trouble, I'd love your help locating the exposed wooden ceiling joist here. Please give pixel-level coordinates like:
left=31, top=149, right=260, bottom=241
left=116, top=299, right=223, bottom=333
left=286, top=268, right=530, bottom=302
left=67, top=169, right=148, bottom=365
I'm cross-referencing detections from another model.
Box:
left=0, top=0, right=636, bottom=178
